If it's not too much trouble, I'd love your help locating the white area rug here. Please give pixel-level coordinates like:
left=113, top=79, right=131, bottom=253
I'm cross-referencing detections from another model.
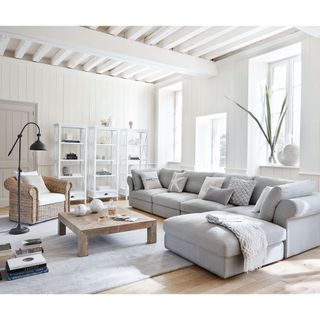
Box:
left=0, top=213, right=192, bottom=294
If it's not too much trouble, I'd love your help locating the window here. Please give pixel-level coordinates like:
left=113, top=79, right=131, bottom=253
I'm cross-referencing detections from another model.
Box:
left=195, top=113, right=227, bottom=171
left=173, top=90, right=182, bottom=162
left=269, top=56, right=301, bottom=149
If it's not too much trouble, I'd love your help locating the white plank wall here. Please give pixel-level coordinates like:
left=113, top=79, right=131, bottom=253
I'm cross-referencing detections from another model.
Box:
left=0, top=56, right=155, bottom=179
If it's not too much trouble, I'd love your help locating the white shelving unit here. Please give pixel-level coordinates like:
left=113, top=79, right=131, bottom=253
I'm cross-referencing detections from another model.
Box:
left=119, top=129, right=148, bottom=197
left=87, top=126, right=119, bottom=200
left=54, top=123, right=88, bottom=202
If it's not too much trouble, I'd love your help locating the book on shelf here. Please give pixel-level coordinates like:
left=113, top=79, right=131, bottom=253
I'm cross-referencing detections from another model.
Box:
left=22, top=238, right=42, bottom=250
left=16, top=247, right=44, bottom=257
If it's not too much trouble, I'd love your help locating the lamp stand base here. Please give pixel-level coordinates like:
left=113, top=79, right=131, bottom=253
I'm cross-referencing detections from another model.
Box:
left=9, top=225, right=29, bottom=235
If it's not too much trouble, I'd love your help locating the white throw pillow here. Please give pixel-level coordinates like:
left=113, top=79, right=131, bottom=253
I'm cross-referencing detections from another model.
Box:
left=14, top=170, right=38, bottom=179
left=140, top=171, right=162, bottom=190
left=198, top=177, right=225, bottom=199
left=252, top=186, right=273, bottom=213
left=21, top=175, right=50, bottom=194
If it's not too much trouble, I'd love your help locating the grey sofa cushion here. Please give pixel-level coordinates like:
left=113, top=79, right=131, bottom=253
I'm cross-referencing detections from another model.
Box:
left=158, top=168, right=182, bottom=189
left=152, top=192, right=198, bottom=210
left=140, top=171, right=162, bottom=190
left=229, top=178, right=256, bottom=206
left=168, top=172, right=188, bottom=193
left=181, top=198, right=233, bottom=214
left=203, top=187, right=233, bottom=205
left=250, top=176, right=293, bottom=204
left=163, top=212, right=286, bottom=258
left=184, top=171, right=214, bottom=194
left=198, top=176, right=226, bottom=199
left=131, top=188, right=167, bottom=202
left=131, top=169, right=159, bottom=190
left=259, top=180, right=316, bottom=222
left=224, top=205, right=257, bottom=218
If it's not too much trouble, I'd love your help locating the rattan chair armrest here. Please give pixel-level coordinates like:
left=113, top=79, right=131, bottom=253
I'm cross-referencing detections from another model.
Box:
left=43, top=176, right=72, bottom=194
left=4, top=176, right=38, bottom=195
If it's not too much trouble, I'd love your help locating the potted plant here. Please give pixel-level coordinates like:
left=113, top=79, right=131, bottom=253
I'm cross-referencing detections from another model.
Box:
left=227, top=86, right=287, bottom=163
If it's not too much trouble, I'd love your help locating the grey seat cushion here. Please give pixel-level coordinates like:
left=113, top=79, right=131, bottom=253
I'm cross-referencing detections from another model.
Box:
left=181, top=198, right=233, bottom=213
left=152, top=192, right=198, bottom=210
left=131, top=188, right=167, bottom=202
left=250, top=176, right=293, bottom=204
left=224, top=205, right=257, bottom=218
left=163, top=212, right=286, bottom=258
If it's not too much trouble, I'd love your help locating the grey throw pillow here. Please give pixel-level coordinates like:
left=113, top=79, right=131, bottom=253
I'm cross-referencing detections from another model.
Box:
left=202, top=187, right=234, bottom=205
left=168, top=172, right=188, bottom=193
left=229, top=178, right=256, bottom=206
left=140, top=171, right=162, bottom=190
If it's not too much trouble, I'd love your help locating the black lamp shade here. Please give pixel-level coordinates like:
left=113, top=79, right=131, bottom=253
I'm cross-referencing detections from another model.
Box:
left=30, top=136, right=46, bottom=151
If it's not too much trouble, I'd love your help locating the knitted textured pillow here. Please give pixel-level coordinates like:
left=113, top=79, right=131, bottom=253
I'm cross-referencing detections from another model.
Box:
left=229, top=178, right=256, bottom=206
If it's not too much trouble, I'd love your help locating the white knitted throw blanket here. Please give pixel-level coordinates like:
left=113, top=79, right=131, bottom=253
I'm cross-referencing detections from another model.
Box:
left=206, top=212, right=268, bottom=272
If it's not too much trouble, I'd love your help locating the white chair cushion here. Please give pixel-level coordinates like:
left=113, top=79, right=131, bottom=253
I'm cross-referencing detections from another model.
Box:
left=39, top=193, right=65, bottom=206
left=21, top=175, right=50, bottom=194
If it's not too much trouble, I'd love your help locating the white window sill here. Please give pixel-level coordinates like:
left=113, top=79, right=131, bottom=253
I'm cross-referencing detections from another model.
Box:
left=259, top=164, right=299, bottom=169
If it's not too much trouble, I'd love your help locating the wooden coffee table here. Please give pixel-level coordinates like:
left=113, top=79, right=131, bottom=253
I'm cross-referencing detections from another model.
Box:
left=58, top=208, right=157, bottom=257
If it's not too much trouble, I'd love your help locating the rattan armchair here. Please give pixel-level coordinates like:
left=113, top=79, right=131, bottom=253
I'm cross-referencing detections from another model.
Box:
left=4, top=176, right=72, bottom=225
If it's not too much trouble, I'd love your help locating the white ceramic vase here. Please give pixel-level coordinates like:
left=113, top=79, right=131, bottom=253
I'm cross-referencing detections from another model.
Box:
left=277, top=144, right=299, bottom=166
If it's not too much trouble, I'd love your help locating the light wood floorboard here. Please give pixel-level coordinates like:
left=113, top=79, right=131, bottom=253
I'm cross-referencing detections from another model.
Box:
left=1, top=202, right=320, bottom=294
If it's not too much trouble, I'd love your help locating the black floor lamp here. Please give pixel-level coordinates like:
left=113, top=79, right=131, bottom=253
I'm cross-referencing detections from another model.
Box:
left=8, top=122, right=46, bottom=235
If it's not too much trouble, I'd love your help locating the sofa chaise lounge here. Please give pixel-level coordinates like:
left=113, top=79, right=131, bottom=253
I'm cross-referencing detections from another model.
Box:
left=127, top=168, right=320, bottom=278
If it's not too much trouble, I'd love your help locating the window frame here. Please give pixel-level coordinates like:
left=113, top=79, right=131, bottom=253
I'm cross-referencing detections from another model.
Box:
left=268, top=55, right=301, bottom=147
left=173, top=90, right=182, bottom=163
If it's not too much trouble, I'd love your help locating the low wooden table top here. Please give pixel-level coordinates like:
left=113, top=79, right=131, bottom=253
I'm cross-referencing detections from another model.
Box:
left=58, top=207, right=156, bottom=235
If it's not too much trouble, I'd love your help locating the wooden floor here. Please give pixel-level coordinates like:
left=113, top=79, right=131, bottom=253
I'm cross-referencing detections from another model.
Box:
left=1, top=203, right=320, bottom=293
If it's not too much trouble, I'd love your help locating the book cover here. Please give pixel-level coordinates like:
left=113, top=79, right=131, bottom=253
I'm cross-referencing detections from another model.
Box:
left=16, top=247, right=44, bottom=256
left=7, top=266, right=49, bottom=281
left=22, top=238, right=42, bottom=246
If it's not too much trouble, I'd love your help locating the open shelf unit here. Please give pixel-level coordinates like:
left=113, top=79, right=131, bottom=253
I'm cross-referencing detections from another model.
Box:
left=87, top=126, right=119, bottom=200
left=119, top=129, right=148, bottom=197
left=54, top=123, right=88, bottom=202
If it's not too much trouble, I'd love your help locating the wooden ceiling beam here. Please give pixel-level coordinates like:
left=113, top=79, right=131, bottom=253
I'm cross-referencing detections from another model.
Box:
left=0, top=35, right=10, bottom=55
left=14, top=40, right=31, bottom=59
left=0, top=26, right=218, bottom=77
left=121, top=65, right=150, bottom=79
left=67, top=52, right=91, bottom=68
left=96, top=59, right=122, bottom=73
left=125, top=26, right=153, bottom=40
left=83, top=56, right=106, bottom=71
left=110, top=62, right=136, bottom=76
left=32, top=44, right=52, bottom=62
left=204, top=27, right=293, bottom=60
left=190, top=26, right=268, bottom=57
left=158, top=26, right=210, bottom=49
left=107, top=26, right=126, bottom=36
left=174, top=26, right=237, bottom=53
left=135, top=68, right=161, bottom=81
left=145, top=70, right=175, bottom=83
left=144, top=26, right=181, bottom=45
left=51, top=48, right=72, bottom=65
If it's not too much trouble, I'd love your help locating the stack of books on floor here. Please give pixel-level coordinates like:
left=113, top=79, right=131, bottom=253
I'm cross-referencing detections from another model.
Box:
left=6, top=253, right=48, bottom=280
left=0, top=243, right=14, bottom=280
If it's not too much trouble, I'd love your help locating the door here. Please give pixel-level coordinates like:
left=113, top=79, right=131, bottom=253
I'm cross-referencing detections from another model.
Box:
left=0, top=100, right=36, bottom=206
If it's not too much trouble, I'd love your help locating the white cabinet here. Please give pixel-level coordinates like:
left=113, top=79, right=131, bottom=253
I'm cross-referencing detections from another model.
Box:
left=54, top=123, right=88, bottom=202
left=87, top=126, right=119, bottom=200
left=119, top=129, right=148, bottom=197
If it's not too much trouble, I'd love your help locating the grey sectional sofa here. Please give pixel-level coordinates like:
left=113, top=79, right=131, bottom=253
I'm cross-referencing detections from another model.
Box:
left=127, top=168, right=320, bottom=278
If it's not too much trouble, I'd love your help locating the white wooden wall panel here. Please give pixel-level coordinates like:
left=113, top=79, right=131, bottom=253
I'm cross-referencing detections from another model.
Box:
left=0, top=56, right=155, bottom=190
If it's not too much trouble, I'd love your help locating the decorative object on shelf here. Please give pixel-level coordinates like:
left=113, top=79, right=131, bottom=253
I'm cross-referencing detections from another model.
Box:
left=129, top=155, right=140, bottom=160
left=227, top=86, right=288, bottom=164
left=89, top=199, right=104, bottom=213
left=96, top=170, right=112, bottom=175
left=64, top=133, right=73, bottom=141
left=72, top=204, right=88, bottom=216
left=62, top=166, right=72, bottom=176
left=7, top=122, right=46, bottom=235
left=129, top=121, right=133, bottom=129
left=66, top=152, right=78, bottom=160
left=277, top=144, right=299, bottom=166
left=101, top=116, right=112, bottom=127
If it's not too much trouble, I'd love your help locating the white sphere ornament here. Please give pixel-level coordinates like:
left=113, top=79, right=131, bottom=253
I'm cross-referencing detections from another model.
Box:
left=73, top=204, right=88, bottom=216
left=89, top=199, right=104, bottom=213
left=277, top=144, right=299, bottom=166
